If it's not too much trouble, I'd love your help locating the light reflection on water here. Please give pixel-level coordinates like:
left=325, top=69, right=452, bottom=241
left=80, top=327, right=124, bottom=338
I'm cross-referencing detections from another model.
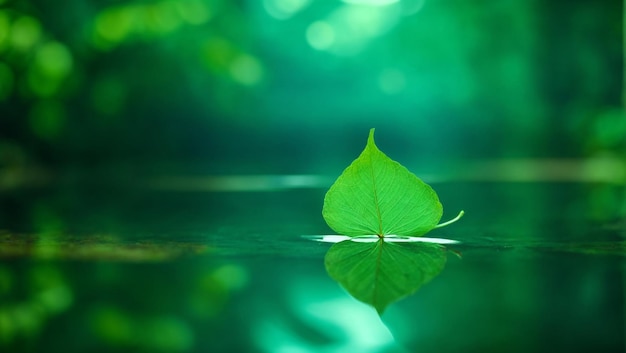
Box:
left=0, top=178, right=624, bottom=352
left=305, top=234, right=460, bottom=244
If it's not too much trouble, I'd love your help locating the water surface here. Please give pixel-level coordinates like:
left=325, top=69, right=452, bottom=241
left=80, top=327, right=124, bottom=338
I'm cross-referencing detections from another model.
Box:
left=0, top=178, right=624, bottom=352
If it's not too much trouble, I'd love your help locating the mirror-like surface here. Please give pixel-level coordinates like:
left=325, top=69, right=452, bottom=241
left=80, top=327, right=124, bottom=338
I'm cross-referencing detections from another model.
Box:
left=0, top=178, right=624, bottom=353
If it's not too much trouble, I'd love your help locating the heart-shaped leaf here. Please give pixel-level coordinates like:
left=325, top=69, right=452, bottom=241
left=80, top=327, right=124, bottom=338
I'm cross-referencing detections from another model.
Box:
left=322, top=129, right=443, bottom=237
left=321, top=129, right=462, bottom=314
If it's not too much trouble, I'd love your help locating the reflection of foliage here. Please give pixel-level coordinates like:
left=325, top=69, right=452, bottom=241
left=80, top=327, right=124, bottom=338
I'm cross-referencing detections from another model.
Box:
left=325, top=239, right=446, bottom=314
left=0, top=265, right=73, bottom=345
left=557, top=241, right=626, bottom=256
left=524, top=240, right=626, bottom=257
left=91, top=307, right=194, bottom=352
left=0, top=256, right=248, bottom=351
left=87, top=264, right=247, bottom=351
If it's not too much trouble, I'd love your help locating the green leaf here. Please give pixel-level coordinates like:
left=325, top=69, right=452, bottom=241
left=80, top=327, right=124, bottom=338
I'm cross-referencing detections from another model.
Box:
left=321, top=129, right=463, bottom=314
left=325, top=239, right=447, bottom=314
left=322, top=128, right=443, bottom=237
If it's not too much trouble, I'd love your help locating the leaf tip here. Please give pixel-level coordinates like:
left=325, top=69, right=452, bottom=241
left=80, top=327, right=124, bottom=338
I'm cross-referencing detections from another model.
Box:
left=366, top=128, right=378, bottom=151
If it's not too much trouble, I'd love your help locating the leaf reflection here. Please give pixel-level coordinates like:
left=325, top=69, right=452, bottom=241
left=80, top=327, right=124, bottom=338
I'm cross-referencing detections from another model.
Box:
left=324, top=238, right=447, bottom=314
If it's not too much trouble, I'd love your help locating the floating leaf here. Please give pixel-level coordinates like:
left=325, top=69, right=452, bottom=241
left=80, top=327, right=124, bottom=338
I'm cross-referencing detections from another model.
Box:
left=322, top=129, right=462, bottom=314
left=325, top=239, right=446, bottom=314
left=322, top=129, right=443, bottom=237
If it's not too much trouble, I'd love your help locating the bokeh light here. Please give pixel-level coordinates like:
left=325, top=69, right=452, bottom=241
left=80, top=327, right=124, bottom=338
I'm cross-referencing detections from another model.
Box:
left=306, top=21, right=335, bottom=51
left=229, top=54, right=264, bottom=86
left=175, top=0, right=213, bottom=25
left=9, top=16, right=42, bottom=51
left=94, top=7, right=135, bottom=46
left=311, top=4, right=401, bottom=55
left=263, top=0, right=311, bottom=20
left=92, top=0, right=214, bottom=50
left=34, top=42, right=73, bottom=78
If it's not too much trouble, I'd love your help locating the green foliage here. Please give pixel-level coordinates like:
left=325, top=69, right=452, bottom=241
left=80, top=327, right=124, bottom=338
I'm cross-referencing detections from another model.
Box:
left=323, top=129, right=443, bottom=237
left=322, top=129, right=461, bottom=314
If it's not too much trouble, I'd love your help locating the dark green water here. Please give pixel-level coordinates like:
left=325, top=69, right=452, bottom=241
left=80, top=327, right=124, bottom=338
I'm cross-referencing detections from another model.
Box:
left=0, top=180, right=624, bottom=352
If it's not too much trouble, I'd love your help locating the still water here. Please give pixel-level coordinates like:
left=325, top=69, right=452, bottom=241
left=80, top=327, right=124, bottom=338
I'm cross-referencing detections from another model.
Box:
left=0, top=178, right=624, bottom=352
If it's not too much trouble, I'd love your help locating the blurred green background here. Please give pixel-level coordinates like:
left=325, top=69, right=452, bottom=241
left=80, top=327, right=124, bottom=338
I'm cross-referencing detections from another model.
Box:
left=0, top=0, right=624, bottom=175
left=1, top=0, right=626, bottom=352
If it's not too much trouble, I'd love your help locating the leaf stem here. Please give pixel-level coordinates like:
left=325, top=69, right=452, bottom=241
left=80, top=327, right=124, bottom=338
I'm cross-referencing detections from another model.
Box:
left=434, top=210, right=465, bottom=229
